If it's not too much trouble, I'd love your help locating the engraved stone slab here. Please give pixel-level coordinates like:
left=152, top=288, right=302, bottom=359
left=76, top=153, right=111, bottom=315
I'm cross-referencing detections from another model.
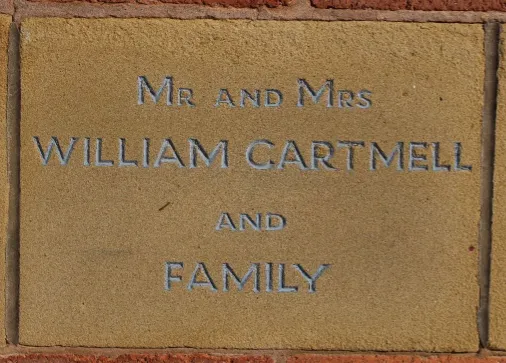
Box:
left=20, top=19, right=484, bottom=351
left=490, top=28, right=506, bottom=350
left=0, top=15, right=9, bottom=346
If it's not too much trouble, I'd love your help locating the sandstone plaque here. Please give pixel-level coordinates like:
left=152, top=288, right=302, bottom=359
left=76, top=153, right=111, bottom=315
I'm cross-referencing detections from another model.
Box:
left=20, top=19, right=484, bottom=351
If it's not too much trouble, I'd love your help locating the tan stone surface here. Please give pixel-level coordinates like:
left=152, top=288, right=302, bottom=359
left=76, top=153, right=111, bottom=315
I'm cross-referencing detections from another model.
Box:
left=489, top=28, right=506, bottom=350
left=19, top=19, right=484, bottom=350
left=0, top=15, right=9, bottom=347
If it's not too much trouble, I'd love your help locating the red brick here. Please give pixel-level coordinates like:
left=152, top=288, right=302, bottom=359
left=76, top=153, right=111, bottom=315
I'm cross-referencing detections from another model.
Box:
left=5, top=355, right=506, bottom=363
left=410, top=0, right=505, bottom=11
left=26, top=0, right=290, bottom=7
left=311, top=0, right=506, bottom=10
left=155, top=0, right=290, bottom=6
left=311, top=0, right=405, bottom=10
left=0, top=354, right=274, bottom=363
left=287, top=356, right=506, bottom=363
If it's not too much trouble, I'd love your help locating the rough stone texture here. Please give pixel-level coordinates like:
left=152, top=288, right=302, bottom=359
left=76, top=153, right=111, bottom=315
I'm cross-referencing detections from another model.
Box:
left=311, top=0, right=406, bottom=10
left=0, top=15, right=10, bottom=348
left=4, top=355, right=506, bottom=363
left=311, top=0, right=506, bottom=11
left=19, top=0, right=506, bottom=9
left=20, top=19, right=484, bottom=351
left=287, top=357, right=506, bottom=363
left=489, top=25, right=506, bottom=351
left=0, top=354, right=273, bottom=362
left=24, top=0, right=290, bottom=8
left=12, top=4, right=506, bottom=23
left=0, top=0, right=11, bottom=15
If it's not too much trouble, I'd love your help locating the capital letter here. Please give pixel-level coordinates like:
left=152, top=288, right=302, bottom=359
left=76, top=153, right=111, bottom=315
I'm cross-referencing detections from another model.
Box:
left=409, top=142, right=428, bottom=171
left=216, top=213, right=236, bottom=231
left=246, top=139, right=274, bottom=170
left=454, top=142, right=472, bottom=171
left=266, top=213, right=286, bottom=231
left=154, top=139, right=185, bottom=168
left=187, top=262, right=217, bottom=292
left=33, top=136, right=78, bottom=166
left=265, top=89, right=283, bottom=107
left=189, top=139, right=228, bottom=168
left=215, top=89, right=235, bottom=107
left=293, top=264, right=330, bottom=293
left=165, top=262, right=183, bottom=290
left=297, top=79, right=334, bottom=107
left=370, top=142, right=404, bottom=171
left=138, top=76, right=173, bottom=105
left=222, top=263, right=260, bottom=292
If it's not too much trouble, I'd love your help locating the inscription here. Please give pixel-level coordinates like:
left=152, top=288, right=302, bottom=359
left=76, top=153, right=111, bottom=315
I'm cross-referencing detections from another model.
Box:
left=138, top=76, right=372, bottom=109
left=29, top=75, right=476, bottom=297
left=215, top=213, right=286, bottom=231
left=33, top=137, right=472, bottom=172
left=165, top=262, right=331, bottom=293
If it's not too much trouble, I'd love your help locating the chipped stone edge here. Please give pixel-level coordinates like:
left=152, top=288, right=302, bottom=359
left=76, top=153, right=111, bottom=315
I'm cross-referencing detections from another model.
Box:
left=480, top=21, right=500, bottom=349
left=5, top=18, right=18, bottom=346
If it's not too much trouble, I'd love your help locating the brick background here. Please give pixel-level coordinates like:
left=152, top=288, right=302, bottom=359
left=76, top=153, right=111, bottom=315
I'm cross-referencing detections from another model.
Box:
left=3, top=355, right=506, bottom=363
left=20, top=0, right=506, bottom=10
left=0, top=354, right=273, bottom=363
left=23, top=0, right=292, bottom=8
left=287, top=356, right=505, bottom=363
left=311, top=0, right=506, bottom=10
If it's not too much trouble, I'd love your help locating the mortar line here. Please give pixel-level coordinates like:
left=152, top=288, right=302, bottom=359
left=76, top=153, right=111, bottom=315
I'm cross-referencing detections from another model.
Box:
left=479, top=21, right=500, bottom=349
left=11, top=5, right=506, bottom=23
left=0, top=345, right=495, bottom=355
left=5, top=21, right=20, bottom=345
